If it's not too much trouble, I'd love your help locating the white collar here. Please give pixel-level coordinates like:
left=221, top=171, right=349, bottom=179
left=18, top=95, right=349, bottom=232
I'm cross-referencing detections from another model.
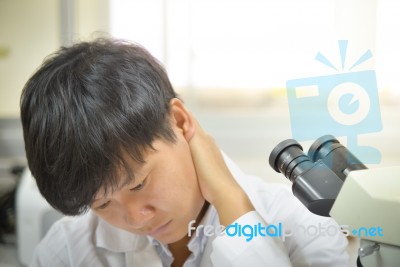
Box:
left=94, top=213, right=151, bottom=253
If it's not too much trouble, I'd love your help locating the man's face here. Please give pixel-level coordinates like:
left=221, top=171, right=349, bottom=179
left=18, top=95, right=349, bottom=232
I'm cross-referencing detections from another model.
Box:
left=91, top=126, right=205, bottom=244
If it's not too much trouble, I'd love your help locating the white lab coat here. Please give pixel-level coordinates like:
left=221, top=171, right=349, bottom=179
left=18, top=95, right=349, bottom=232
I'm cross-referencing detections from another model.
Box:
left=29, top=155, right=349, bottom=267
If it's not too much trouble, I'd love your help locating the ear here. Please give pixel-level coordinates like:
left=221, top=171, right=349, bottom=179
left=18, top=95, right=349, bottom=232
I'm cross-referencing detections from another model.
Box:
left=169, top=98, right=196, bottom=141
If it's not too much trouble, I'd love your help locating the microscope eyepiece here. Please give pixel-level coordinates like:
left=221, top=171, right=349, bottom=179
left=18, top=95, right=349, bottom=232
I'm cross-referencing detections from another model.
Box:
left=268, top=135, right=366, bottom=216
left=269, top=139, right=314, bottom=183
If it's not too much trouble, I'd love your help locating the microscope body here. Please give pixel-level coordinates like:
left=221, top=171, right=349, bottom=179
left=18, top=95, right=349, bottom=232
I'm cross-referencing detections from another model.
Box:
left=330, top=166, right=400, bottom=267
left=269, top=135, right=400, bottom=267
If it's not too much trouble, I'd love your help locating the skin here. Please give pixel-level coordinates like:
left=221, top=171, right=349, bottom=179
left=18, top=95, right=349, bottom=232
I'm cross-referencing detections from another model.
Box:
left=91, top=98, right=254, bottom=265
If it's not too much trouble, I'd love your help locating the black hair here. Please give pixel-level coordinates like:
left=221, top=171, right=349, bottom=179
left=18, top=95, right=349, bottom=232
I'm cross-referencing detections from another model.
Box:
left=20, top=38, right=177, bottom=216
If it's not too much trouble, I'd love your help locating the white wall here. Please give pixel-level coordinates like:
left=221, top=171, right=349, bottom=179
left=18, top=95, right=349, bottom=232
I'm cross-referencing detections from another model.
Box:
left=75, top=0, right=110, bottom=41
left=0, top=0, right=110, bottom=118
left=0, top=0, right=59, bottom=118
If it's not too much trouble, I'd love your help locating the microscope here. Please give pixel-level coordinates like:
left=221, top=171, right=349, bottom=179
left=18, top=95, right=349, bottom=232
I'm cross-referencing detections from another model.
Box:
left=269, top=135, right=400, bottom=267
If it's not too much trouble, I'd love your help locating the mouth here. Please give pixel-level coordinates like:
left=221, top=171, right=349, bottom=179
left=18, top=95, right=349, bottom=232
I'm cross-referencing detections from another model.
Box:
left=147, top=220, right=172, bottom=237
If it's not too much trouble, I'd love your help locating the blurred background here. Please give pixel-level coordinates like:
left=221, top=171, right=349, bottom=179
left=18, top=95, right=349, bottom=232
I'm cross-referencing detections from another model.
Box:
left=0, top=0, right=399, bottom=266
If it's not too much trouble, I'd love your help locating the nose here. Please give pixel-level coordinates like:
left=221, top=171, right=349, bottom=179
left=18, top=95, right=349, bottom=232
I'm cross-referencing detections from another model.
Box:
left=123, top=203, right=155, bottom=229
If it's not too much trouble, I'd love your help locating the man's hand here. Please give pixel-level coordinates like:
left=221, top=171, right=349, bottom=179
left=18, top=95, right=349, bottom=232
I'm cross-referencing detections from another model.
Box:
left=188, top=119, right=254, bottom=226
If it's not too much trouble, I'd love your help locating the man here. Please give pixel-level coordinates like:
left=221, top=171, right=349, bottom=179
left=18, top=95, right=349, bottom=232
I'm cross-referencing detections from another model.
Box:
left=20, top=38, right=348, bottom=266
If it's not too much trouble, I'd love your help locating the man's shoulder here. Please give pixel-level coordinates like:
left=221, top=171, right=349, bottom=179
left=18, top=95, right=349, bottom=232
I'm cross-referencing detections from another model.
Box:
left=39, top=211, right=99, bottom=250
left=225, top=158, right=293, bottom=210
left=28, top=212, right=100, bottom=266
left=223, top=155, right=321, bottom=223
left=238, top=175, right=295, bottom=215
left=32, top=211, right=149, bottom=266
left=43, top=210, right=150, bottom=252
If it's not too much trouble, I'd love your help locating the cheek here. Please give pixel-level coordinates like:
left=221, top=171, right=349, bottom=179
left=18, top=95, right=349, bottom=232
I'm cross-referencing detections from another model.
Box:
left=157, top=144, right=203, bottom=208
left=171, top=156, right=204, bottom=211
left=171, top=144, right=200, bottom=194
left=152, top=165, right=201, bottom=209
left=181, top=141, right=203, bottom=190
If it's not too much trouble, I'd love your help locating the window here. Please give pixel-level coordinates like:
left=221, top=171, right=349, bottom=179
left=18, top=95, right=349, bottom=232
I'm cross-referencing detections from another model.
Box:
left=376, top=0, right=400, bottom=96
left=110, top=0, right=399, bottom=105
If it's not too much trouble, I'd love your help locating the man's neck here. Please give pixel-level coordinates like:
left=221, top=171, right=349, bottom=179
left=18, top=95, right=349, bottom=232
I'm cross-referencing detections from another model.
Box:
left=168, top=201, right=210, bottom=266
left=169, top=235, right=191, bottom=267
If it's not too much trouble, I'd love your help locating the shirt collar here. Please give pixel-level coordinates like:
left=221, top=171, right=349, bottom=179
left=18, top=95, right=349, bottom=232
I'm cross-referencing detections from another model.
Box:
left=150, top=203, right=219, bottom=263
left=92, top=203, right=219, bottom=255
left=94, top=213, right=152, bottom=253
left=187, top=204, right=218, bottom=253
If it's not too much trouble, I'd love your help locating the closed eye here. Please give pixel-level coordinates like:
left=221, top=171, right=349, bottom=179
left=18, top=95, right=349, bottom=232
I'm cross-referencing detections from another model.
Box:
left=130, top=178, right=147, bottom=192
left=96, top=201, right=111, bottom=210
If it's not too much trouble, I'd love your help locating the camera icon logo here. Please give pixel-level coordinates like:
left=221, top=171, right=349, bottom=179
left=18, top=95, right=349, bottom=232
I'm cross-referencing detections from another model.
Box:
left=286, top=41, right=382, bottom=163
